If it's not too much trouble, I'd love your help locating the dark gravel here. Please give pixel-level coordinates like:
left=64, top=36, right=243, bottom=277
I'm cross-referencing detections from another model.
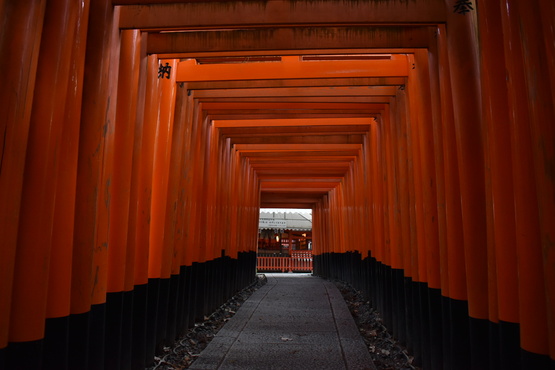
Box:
left=333, top=280, right=419, bottom=370
left=147, top=275, right=268, bottom=370
left=149, top=274, right=418, bottom=369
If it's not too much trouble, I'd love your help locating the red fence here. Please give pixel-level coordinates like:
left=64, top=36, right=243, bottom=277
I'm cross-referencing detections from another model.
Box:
left=257, top=251, right=313, bottom=272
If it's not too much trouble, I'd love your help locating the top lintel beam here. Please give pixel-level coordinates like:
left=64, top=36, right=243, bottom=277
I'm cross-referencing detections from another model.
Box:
left=177, top=55, right=408, bottom=82
left=146, top=26, right=434, bottom=55
left=118, top=0, right=446, bottom=30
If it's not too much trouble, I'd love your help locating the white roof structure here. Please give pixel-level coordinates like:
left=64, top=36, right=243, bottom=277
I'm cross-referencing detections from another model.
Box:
left=258, top=211, right=312, bottom=231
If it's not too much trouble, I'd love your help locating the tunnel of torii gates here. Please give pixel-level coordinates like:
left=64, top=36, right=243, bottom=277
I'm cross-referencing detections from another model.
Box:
left=0, top=0, right=555, bottom=369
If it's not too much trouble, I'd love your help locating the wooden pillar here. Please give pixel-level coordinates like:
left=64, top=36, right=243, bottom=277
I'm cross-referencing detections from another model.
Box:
left=148, top=58, right=178, bottom=352
left=406, top=55, right=428, bottom=289
left=172, top=85, right=193, bottom=275
left=435, top=24, right=470, bottom=369
left=476, top=2, right=520, bottom=368
left=70, top=1, right=117, bottom=368
left=43, top=0, right=89, bottom=368
left=427, top=24, right=468, bottom=370
left=133, top=54, right=159, bottom=289
left=162, top=81, right=187, bottom=278
left=7, top=0, right=77, bottom=367
left=383, top=106, right=400, bottom=271
left=361, top=133, right=375, bottom=264
left=125, top=32, right=150, bottom=370
left=0, top=0, right=46, bottom=357
left=104, top=28, right=141, bottom=370
left=391, top=91, right=413, bottom=353
left=161, top=81, right=188, bottom=344
left=370, top=123, right=385, bottom=264
left=499, top=0, right=552, bottom=365
left=148, top=58, right=178, bottom=280
left=133, top=56, right=158, bottom=369
left=514, top=0, right=555, bottom=363
left=107, top=29, right=141, bottom=295
left=444, top=3, right=489, bottom=368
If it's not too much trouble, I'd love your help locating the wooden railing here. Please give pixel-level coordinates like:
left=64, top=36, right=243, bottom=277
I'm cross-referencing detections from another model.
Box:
left=257, top=251, right=313, bottom=272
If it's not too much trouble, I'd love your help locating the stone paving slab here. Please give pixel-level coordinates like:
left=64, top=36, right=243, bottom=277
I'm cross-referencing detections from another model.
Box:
left=190, top=273, right=376, bottom=370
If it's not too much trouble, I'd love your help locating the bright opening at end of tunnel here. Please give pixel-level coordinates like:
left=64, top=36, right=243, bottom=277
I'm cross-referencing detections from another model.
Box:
left=258, top=208, right=313, bottom=272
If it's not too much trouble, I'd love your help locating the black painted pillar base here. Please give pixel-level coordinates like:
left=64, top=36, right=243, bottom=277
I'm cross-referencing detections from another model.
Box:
left=184, top=265, right=195, bottom=329
left=521, top=349, right=552, bottom=370
left=43, top=315, right=70, bottom=370
left=131, top=283, right=148, bottom=370
left=450, top=298, right=471, bottom=370
left=89, top=303, right=106, bottom=370
left=155, top=278, right=171, bottom=351
left=5, top=340, right=43, bottom=370
left=469, top=316, right=489, bottom=370
left=166, top=274, right=180, bottom=344
left=428, top=287, right=443, bottom=370
left=121, top=290, right=134, bottom=370
left=176, top=266, right=188, bottom=337
left=145, top=278, right=159, bottom=367
left=489, top=321, right=500, bottom=370
left=499, top=321, right=520, bottom=370
left=0, top=347, right=5, bottom=370
left=105, top=292, right=124, bottom=370
left=68, top=310, right=90, bottom=369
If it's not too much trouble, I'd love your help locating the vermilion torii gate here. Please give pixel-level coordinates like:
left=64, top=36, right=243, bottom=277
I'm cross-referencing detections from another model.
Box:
left=1, top=0, right=554, bottom=369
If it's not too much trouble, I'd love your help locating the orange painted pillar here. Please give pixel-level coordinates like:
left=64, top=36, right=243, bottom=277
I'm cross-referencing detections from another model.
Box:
left=435, top=24, right=470, bottom=369
left=134, top=54, right=162, bottom=365
left=46, top=0, right=88, bottom=315
left=384, top=106, right=403, bottom=272
left=124, top=31, right=148, bottom=294
left=104, top=28, right=142, bottom=369
left=8, top=2, right=77, bottom=367
left=107, top=29, right=141, bottom=295
left=410, top=51, right=441, bottom=292
left=383, top=102, right=410, bottom=348
left=499, top=0, right=552, bottom=364
left=476, top=2, right=520, bottom=368
left=147, top=57, right=178, bottom=352
left=172, top=84, right=193, bottom=275
left=536, top=0, right=555, bottom=362
left=161, top=82, right=187, bottom=279
left=383, top=107, right=399, bottom=270
left=227, top=148, right=241, bottom=261
left=43, top=1, right=89, bottom=368
left=444, top=3, right=489, bottom=368
left=406, top=56, right=428, bottom=288
left=204, top=123, right=220, bottom=262
left=172, top=85, right=194, bottom=338
left=400, top=85, right=422, bottom=363
left=425, top=28, right=449, bottom=301
left=148, top=58, right=178, bottom=280
left=390, top=94, right=412, bottom=280
left=369, top=123, right=384, bottom=263
left=426, top=26, right=466, bottom=369
left=133, top=54, right=159, bottom=288
left=123, top=32, right=151, bottom=370
left=390, top=93, right=412, bottom=350
left=70, top=1, right=116, bottom=367
left=218, top=136, right=233, bottom=259
left=435, top=24, right=467, bottom=302
left=404, top=63, right=430, bottom=368
left=188, top=103, right=208, bottom=265
left=415, top=49, right=444, bottom=368
left=0, top=0, right=46, bottom=356
left=161, top=82, right=188, bottom=343
left=90, top=3, right=121, bottom=315
left=361, top=134, right=375, bottom=263
left=515, top=0, right=555, bottom=363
